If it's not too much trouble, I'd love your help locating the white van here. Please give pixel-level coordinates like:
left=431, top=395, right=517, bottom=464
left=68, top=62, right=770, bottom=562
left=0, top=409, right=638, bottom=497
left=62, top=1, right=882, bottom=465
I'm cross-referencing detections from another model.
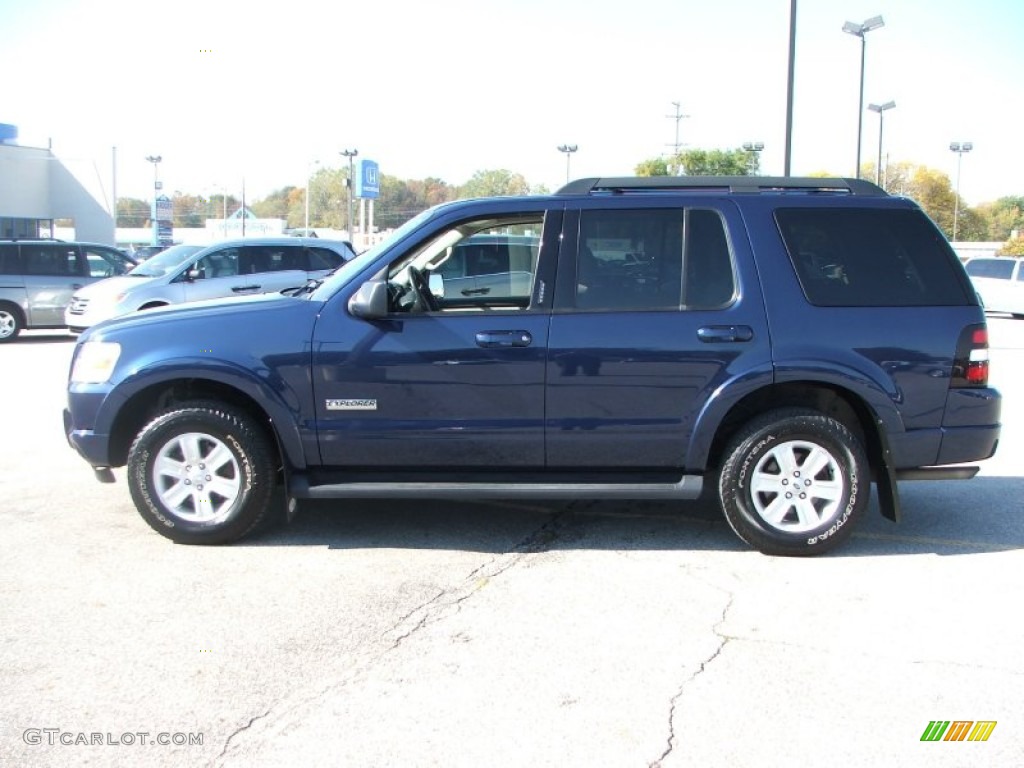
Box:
left=65, top=237, right=355, bottom=332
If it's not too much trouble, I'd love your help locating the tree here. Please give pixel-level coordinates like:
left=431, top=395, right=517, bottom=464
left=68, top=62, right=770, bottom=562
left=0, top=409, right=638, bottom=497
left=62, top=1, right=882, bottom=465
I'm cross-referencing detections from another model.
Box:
left=458, top=169, right=530, bottom=199
left=976, top=196, right=1024, bottom=242
left=1000, top=235, right=1024, bottom=256
left=117, top=197, right=150, bottom=227
left=635, top=157, right=670, bottom=177
left=677, top=148, right=758, bottom=176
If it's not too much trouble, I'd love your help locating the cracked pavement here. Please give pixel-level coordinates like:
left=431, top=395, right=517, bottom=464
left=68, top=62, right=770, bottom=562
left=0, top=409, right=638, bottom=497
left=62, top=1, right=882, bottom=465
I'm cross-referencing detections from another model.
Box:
left=3, top=329, right=1024, bottom=767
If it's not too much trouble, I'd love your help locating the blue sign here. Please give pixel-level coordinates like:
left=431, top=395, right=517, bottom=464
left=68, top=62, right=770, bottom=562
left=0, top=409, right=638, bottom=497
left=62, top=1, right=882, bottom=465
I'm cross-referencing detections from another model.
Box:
left=355, top=159, right=379, bottom=199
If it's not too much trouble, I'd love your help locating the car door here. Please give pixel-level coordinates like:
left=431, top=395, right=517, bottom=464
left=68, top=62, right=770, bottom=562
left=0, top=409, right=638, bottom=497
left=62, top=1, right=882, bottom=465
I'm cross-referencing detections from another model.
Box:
left=19, top=243, right=85, bottom=327
left=545, top=202, right=772, bottom=469
left=311, top=205, right=559, bottom=468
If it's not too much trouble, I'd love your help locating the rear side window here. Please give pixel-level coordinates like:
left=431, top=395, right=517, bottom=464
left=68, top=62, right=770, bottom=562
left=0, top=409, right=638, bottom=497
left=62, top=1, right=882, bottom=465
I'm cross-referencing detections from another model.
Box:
left=20, top=244, right=80, bottom=276
left=576, top=208, right=734, bottom=311
left=965, top=258, right=1015, bottom=280
left=83, top=246, right=131, bottom=278
left=776, top=208, right=971, bottom=306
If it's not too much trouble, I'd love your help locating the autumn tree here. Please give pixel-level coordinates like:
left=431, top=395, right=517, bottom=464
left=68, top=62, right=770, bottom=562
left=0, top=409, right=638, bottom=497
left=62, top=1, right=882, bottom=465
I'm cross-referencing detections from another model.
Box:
left=458, top=170, right=531, bottom=199
left=633, top=148, right=758, bottom=177
left=116, top=197, right=150, bottom=227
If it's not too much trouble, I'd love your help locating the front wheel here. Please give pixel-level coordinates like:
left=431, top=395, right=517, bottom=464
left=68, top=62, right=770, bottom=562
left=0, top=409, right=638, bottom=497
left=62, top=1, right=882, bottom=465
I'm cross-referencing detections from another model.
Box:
left=718, top=408, right=869, bottom=556
left=126, top=401, right=276, bottom=544
left=0, top=303, right=24, bottom=342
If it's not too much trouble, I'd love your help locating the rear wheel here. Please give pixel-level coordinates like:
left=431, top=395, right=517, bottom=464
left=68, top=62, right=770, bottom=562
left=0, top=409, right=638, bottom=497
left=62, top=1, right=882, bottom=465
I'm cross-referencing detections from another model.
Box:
left=126, top=401, right=276, bottom=544
left=718, top=408, right=869, bottom=556
left=0, top=303, right=24, bottom=342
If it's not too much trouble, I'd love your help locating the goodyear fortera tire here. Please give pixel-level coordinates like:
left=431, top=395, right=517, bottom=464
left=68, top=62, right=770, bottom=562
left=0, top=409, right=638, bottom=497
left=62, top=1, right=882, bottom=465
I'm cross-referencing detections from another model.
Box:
left=0, top=303, right=24, bottom=342
left=126, top=402, right=275, bottom=544
left=718, top=408, right=869, bottom=556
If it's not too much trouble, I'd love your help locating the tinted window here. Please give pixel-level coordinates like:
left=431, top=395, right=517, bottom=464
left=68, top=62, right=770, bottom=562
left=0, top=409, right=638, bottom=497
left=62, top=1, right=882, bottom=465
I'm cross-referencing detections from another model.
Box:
left=0, top=244, right=20, bottom=274
left=576, top=208, right=733, bottom=311
left=241, top=245, right=295, bottom=274
left=776, top=208, right=972, bottom=306
left=965, top=258, right=1015, bottom=280
left=308, top=247, right=345, bottom=270
left=21, top=244, right=79, bottom=276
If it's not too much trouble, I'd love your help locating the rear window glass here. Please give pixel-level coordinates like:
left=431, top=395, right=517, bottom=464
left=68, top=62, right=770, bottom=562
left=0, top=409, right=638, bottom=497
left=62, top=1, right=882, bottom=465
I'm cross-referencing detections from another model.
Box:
left=965, top=258, right=1015, bottom=280
left=0, top=244, right=20, bottom=274
left=776, top=208, right=972, bottom=307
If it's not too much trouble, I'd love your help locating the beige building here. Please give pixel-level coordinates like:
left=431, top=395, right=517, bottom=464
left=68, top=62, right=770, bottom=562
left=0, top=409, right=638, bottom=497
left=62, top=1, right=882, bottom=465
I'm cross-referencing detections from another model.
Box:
left=0, top=129, right=115, bottom=243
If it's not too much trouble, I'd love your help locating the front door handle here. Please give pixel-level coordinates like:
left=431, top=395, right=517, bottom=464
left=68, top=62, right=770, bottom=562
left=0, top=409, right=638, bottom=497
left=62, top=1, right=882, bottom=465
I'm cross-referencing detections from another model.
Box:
left=697, top=325, right=754, bottom=343
left=232, top=284, right=261, bottom=293
left=475, top=330, right=533, bottom=348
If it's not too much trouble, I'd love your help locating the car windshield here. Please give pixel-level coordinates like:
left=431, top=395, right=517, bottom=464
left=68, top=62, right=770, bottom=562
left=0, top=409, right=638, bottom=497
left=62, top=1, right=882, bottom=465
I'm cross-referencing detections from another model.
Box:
left=309, top=207, right=442, bottom=301
left=128, top=244, right=205, bottom=277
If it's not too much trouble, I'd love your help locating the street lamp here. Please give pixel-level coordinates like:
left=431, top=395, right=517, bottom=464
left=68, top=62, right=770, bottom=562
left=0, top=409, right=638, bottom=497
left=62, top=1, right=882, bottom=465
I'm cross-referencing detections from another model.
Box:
left=340, top=149, right=358, bottom=239
left=742, top=142, right=764, bottom=175
left=867, top=101, right=895, bottom=187
left=843, top=15, right=884, bottom=179
left=145, top=154, right=162, bottom=246
left=557, top=144, right=577, bottom=184
left=950, top=141, right=974, bottom=241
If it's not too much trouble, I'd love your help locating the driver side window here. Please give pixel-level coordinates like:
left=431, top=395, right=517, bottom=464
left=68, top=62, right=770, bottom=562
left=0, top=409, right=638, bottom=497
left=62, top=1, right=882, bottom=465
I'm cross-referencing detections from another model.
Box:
left=386, top=214, right=544, bottom=314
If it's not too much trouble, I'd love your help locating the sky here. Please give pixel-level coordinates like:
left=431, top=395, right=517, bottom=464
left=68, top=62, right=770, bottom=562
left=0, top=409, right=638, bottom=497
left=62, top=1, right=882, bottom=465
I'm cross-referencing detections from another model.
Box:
left=2, top=0, right=1022, bottom=209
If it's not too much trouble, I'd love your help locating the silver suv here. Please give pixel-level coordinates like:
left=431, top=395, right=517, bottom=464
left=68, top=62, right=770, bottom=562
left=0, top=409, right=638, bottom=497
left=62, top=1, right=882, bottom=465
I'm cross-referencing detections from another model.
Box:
left=65, top=237, right=355, bottom=332
left=0, top=240, right=136, bottom=342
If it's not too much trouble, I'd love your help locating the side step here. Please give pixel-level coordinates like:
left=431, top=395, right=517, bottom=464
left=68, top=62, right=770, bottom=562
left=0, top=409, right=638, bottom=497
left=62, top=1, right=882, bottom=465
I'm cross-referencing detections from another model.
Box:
left=290, top=475, right=704, bottom=501
left=895, top=466, right=979, bottom=481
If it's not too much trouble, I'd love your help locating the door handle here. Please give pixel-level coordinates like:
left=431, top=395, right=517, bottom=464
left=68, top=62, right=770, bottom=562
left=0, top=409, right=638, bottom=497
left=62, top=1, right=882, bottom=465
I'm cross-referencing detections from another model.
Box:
left=697, top=325, right=754, bottom=343
left=461, top=287, right=491, bottom=296
left=475, top=330, right=533, bottom=348
left=232, top=284, right=261, bottom=293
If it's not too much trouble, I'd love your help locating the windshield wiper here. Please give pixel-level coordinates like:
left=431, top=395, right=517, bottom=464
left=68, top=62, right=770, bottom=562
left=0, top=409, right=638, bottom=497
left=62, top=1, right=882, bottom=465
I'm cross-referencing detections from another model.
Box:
left=281, top=277, right=324, bottom=297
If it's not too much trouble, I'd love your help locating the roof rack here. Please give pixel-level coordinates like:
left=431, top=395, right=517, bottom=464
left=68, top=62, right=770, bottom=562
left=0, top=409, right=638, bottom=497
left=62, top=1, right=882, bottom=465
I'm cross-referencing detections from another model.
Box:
left=556, top=176, right=887, bottom=197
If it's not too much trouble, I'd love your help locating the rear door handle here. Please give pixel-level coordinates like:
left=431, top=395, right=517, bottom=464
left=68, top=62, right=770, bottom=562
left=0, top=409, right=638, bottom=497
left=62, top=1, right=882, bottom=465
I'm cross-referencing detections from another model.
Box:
left=697, top=325, right=754, bottom=343
left=461, top=287, right=491, bottom=296
left=475, top=330, right=533, bottom=348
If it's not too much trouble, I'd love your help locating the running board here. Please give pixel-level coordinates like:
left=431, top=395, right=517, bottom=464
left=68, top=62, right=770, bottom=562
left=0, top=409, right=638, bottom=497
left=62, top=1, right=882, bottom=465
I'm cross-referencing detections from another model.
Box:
left=895, top=466, right=979, bottom=481
left=290, top=475, right=704, bottom=500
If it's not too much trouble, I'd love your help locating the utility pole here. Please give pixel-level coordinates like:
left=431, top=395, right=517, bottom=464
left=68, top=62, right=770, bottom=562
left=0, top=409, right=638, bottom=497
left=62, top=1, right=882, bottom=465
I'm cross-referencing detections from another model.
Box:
left=666, top=101, right=690, bottom=173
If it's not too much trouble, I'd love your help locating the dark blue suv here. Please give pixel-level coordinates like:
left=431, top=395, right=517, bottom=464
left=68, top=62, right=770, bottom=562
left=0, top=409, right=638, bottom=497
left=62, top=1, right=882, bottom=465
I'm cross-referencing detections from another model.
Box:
left=64, top=177, right=1001, bottom=555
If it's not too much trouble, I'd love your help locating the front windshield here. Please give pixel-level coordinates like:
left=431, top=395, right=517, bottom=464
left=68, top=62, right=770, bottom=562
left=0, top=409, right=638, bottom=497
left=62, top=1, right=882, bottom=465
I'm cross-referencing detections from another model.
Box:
left=309, top=207, right=441, bottom=300
left=128, top=244, right=205, bottom=277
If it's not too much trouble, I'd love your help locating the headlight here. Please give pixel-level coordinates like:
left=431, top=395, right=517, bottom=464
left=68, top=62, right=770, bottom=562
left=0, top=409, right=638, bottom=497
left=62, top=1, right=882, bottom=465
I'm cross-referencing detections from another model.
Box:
left=71, top=341, right=122, bottom=384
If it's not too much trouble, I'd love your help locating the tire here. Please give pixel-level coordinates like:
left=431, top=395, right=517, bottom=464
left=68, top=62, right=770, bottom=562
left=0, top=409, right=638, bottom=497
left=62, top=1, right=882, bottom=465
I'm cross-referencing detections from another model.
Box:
left=126, top=401, right=276, bottom=544
left=0, top=303, right=24, bottom=343
left=718, top=408, right=869, bottom=556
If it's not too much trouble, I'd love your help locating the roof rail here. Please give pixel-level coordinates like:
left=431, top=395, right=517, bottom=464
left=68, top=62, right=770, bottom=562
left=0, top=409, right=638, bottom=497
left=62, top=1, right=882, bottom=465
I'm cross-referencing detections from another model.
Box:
left=557, top=176, right=887, bottom=196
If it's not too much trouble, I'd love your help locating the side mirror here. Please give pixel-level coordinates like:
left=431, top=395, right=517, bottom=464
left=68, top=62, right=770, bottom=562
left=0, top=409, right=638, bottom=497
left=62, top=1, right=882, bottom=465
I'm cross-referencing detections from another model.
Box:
left=187, top=267, right=202, bottom=281
left=428, top=272, right=445, bottom=299
left=348, top=279, right=389, bottom=319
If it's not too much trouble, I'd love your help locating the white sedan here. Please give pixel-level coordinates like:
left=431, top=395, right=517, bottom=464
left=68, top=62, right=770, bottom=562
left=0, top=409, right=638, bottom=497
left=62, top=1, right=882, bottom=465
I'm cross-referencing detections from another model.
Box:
left=963, top=256, right=1024, bottom=318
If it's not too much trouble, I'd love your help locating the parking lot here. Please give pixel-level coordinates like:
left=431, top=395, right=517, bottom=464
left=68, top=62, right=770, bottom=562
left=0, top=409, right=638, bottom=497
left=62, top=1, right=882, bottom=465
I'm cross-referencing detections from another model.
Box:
left=2, top=321, right=1023, bottom=767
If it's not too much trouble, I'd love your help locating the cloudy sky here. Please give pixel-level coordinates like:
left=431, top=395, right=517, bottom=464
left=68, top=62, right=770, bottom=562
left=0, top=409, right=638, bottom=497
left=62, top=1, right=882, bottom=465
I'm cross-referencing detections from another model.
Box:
left=2, top=0, right=1021, bottom=208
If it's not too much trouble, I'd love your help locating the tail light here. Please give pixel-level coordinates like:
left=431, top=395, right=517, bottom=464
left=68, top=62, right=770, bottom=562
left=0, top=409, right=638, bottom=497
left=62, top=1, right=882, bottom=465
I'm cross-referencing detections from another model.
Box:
left=951, top=324, right=990, bottom=388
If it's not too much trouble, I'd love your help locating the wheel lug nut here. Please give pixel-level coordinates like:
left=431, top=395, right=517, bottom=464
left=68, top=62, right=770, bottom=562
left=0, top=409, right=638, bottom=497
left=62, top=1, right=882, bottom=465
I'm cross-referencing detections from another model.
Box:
left=198, top=485, right=204, bottom=491
left=206, top=475, right=212, bottom=481
left=799, top=493, right=806, bottom=499
left=785, top=492, right=792, bottom=499
left=199, top=463, right=205, bottom=470
left=185, top=479, right=191, bottom=485
left=782, top=479, right=788, bottom=485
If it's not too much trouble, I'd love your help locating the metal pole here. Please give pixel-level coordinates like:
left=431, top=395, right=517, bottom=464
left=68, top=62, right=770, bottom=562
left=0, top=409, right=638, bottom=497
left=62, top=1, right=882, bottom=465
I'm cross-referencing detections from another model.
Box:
left=875, top=111, right=884, bottom=187
left=856, top=35, right=866, bottom=178
left=953, top=151, right=963, bottom=241
left=111, top=146, right=117, bottom=244
left=784, top=0, right=796, bottom=176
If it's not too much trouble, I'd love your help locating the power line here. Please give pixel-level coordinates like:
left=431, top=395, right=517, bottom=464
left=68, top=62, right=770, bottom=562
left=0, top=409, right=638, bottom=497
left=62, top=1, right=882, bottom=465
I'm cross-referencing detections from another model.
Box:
left=666, top=101, right=690, bottom=156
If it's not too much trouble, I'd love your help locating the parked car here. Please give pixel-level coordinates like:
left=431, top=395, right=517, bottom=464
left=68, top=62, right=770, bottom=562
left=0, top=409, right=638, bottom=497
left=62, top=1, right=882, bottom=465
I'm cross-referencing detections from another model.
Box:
left=64, top=237, right=356, bottom=332
left=963, top=256, right=1024, bottom=317
left=0, top=239, right=136, bottom=342
left=64, top=176, right=1000, bottom=555
left=128, top=245, right=171, bottom=261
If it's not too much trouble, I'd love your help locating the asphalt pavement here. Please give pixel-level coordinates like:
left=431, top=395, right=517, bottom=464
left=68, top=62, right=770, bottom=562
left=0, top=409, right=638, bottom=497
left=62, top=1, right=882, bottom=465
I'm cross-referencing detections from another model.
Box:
left=1, top=321, right=1022, bottom=767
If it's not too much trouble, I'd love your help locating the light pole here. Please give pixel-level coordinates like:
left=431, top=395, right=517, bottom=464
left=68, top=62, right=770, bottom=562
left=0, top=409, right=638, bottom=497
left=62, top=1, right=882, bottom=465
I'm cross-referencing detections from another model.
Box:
left=340, top=149, right=358, bottom=239
left=867, top=101, right=895, bottom=187
left=742, top=141, right=764, bottom=175
left=950, top=141, right=973, bottom=241
left=557, top=144, right=577, bottom=184
left=843, top=15, right=884, bottom=179
left=145, top=154, right=162, bottom=246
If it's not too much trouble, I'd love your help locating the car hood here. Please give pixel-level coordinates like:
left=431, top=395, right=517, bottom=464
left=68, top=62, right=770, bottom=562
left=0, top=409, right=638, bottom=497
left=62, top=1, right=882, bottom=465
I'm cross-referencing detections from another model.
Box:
left=84, top=292, right=308, bottom=340
left=74, top=275, right=161, bottom=298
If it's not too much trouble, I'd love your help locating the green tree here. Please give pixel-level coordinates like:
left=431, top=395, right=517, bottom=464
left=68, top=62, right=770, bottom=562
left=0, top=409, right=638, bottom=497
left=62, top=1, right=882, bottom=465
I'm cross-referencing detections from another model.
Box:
left=458, top=169, right=530, bottom=199
left=635, top=157, right=670, bottom=176
left=1000, top=236, right=1024, bottom=256
left=677, top=147, right=758, bottom=176
left=976, top=196, right=1024, bottom=241
left=117, top=197, right=150, bottom=227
